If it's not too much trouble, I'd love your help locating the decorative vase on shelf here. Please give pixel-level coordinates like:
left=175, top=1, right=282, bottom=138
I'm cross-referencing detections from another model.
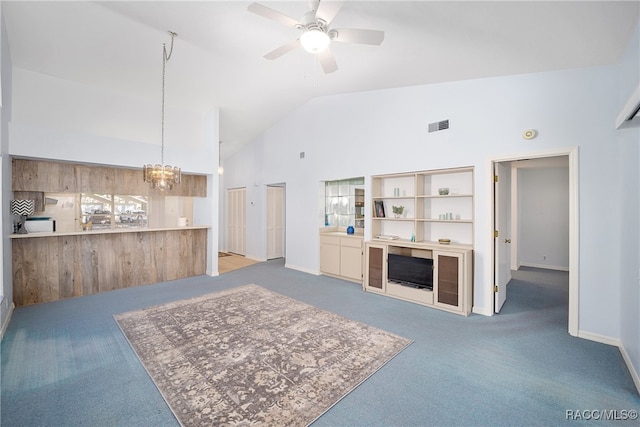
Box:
left=392, top=205, right=404, bottom=218
left=346, top=225, right=355, bottom=234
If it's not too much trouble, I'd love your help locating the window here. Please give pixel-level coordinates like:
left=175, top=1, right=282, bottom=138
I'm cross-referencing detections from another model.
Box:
left=323, top=177, right=364, bottom=229
left=81, top=194, right=147, bottom=229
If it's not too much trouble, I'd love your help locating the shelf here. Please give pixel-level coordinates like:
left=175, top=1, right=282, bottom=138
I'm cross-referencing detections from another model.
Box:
left=417, top=219, right=473, bottom=223
left=372, top=196, right=414, bottom=200
left=416, top=194, right=473, bottom=199
left=371, top=167, right=474, bottom=245
left=372, top=237, right=472, bottom=250
left=372, top=217, right=415, bottom=221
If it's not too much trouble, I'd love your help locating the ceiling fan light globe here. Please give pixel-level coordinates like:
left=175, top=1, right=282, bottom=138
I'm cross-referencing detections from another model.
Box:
left=300, top=29, right=330, bottom=53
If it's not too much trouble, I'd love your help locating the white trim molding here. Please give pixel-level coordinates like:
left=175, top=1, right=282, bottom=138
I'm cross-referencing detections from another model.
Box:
left=0, top=300, right=14, bottom=341
left=285, top=264, right=319, bottom=276
left=620, top=344, right=640, bottom=395
left=578, top=330, right=621, bottom=347
left=487, top=147, right=579, bottom=338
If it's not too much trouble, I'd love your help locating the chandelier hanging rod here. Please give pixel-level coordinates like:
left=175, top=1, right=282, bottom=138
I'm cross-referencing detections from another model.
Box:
left=144, top=30, right=181, bottom=191
left=160, top=30, right=177, bottom=166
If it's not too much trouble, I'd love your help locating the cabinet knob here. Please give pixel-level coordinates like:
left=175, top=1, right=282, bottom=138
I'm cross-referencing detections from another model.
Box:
left=504, top=239, right=511, bottom=244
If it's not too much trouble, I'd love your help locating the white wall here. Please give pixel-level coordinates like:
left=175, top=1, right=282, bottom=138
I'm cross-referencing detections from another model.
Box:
left=1, top=4, right=14, bottom=336
left=224, top=64, right=623, bottom=341
left=10, top=68, right=214, bottom=174
left=617, top=22, right=640, bottom=391
left=518, top=167, right=569, bottom=270
left=7, top=68, right=221, bottom=277
left=12, top=68, right=205, bottom=153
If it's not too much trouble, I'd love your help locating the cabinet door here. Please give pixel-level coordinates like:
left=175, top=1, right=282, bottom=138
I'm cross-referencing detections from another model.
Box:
left=320, top=236, right=341, bottom=275
left=434, top=251, right=463, bottom=311
left=340, top=238, right=362, bottom=281
left=364, top=243, right=386, bottom=292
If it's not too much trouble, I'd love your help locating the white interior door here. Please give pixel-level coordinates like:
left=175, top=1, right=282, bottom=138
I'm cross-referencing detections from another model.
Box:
left=494, top=162, right=512, bottom=313
left=267, top=185, right=284, bottom=259
left=226, top=188, right=246, bottom=255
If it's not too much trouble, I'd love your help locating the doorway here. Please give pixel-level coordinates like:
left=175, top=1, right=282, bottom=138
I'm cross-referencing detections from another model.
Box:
left=490, top=148, right=578, bottom=336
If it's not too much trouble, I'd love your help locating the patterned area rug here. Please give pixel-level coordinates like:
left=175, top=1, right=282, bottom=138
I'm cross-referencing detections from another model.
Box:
left=115, top=285, right=412, bottom=426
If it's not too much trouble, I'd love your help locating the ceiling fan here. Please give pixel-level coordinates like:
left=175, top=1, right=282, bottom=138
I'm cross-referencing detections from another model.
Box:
left=248, top=0, right=384, bottom=74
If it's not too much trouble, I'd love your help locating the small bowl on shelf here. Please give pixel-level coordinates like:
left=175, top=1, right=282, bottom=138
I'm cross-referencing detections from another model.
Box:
left=438, top=238, right=451, bottom=245
left=438, top=188, right=450, bottom=195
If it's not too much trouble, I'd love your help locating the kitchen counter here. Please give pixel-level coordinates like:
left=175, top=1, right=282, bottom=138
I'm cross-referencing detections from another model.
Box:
left=12, top=226, right=209, bottom=306
left=10, top=225, right=210, bottom=239
left=319, top=228, right=364, bottom=239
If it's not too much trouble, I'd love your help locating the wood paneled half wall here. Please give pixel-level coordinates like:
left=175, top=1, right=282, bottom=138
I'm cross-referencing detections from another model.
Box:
left=12, top=158, right=207, bottom=196
left=12, top=228, right=207, bottom=306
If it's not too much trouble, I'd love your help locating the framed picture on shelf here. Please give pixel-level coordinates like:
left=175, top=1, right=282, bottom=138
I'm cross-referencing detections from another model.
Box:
left=374, top=200, right=385, bottom=218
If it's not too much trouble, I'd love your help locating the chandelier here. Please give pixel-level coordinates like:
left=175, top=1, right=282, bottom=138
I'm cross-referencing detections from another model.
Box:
left=144, top=30, right=181, bottom=191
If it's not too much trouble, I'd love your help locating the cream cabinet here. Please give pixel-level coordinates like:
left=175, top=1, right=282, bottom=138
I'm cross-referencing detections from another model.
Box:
left=363, top=240, right=473, bottom=316
left=320, top=233, right=363, bottom=283
left=364, top=242, right=386, bottom=292
left=433, top=250, right=472, bottom=314
left=320, top=235, right=341, bottom=276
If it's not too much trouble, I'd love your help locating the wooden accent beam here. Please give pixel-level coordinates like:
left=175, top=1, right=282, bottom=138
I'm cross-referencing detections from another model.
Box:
left=12, top=158, right=207, bottom=197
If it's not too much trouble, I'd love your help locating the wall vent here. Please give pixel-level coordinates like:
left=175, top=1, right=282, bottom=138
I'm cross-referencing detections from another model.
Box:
left=428, top=119, right=450, bottom=133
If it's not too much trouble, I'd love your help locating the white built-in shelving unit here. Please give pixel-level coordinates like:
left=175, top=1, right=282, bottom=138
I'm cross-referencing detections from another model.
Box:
left=371, top=166, right=474, bottom=246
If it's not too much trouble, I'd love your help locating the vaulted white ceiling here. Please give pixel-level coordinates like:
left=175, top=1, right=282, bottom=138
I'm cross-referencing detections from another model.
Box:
left=4, top=1, right=639, bottom=158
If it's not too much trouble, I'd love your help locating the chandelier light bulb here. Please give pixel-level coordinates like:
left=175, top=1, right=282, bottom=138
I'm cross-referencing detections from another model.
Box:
left=300, top=29, right=330, bottom=53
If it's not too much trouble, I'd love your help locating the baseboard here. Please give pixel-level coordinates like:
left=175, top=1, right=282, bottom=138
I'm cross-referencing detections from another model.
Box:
left=619, top=344, right=640, bottom=395
left=284, top=263, right=320, bottom=276
left=519, top=262, right=569, bottom=272
left=0, top=301, right=15, bottom=341
left=577, top=330, right=621, bottom=347
left=472, top=306, right=493, bottom=316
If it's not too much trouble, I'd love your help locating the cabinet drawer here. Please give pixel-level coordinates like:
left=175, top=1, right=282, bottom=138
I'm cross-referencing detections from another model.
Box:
left=340, top=237, right=362, bottom=248
left=320, top=235, right=341, bottom=245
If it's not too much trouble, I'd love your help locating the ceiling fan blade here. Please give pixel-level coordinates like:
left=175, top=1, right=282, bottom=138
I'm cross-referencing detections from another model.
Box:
left=264, top=39, right=301, bottom=60
left=248, top=2, right=302, bottom=28
left=317, top=48, right=338, bottom=74
left=315, top=1, right=344, bottom=26
left=331, top=28, right=384, bottom=45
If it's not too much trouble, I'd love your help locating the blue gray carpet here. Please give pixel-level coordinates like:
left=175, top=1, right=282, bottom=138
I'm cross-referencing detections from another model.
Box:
left=2, top=261, right=639, bottom=426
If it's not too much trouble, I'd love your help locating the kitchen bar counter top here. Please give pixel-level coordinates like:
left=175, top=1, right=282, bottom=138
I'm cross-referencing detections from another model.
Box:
left=10, top=225, right=210, bottom=239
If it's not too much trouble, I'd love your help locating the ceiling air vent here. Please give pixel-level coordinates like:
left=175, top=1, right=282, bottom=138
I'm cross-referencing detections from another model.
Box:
left=428, top=119, right=449, bottom=133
